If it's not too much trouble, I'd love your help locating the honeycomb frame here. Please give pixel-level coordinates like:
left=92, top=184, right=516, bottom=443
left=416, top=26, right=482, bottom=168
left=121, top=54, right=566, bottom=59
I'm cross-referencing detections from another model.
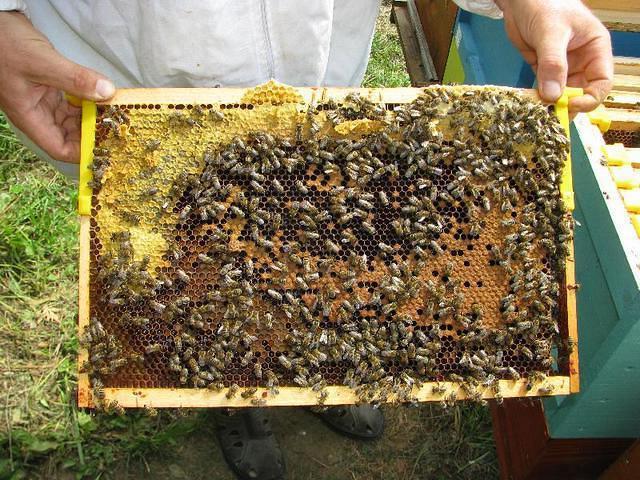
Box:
left=77, top=83, right=579, bottom=409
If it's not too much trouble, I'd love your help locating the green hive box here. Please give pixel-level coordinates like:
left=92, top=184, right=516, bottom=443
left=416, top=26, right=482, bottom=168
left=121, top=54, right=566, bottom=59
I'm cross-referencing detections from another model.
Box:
left=544, top=119, right=640, bottom=438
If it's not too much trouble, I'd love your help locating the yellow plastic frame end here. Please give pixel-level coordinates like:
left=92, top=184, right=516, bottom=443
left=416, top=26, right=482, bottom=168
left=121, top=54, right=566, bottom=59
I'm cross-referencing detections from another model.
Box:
left=601, top=143, right=631, bottom=166
left=64, top=93, right=82, bottom=108
left=587, top=105, right=611, bottom=133
left=554, top=87, right=583, bottom=212
left=78, top=100, right=96, bottom=216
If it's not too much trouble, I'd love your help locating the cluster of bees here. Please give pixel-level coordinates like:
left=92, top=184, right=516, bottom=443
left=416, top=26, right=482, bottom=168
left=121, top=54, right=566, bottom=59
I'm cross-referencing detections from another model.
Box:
left=86, top=87, right=571, bottom=410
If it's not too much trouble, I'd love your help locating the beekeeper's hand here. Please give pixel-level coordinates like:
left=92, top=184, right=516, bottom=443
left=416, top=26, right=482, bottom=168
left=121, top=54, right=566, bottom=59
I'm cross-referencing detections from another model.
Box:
left=497, top=0, right=613, bottom=113
left=0, top=11, right=115, bottom=163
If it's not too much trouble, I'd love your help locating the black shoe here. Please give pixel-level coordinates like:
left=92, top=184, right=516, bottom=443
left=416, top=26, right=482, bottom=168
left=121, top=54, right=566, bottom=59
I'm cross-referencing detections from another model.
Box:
left=315, top=405, right=385, bottom=440
left=215, top=408, right=286, bottom=480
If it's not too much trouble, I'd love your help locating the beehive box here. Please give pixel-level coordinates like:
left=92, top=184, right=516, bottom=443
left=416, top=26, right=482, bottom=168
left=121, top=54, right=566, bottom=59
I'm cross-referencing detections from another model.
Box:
left=588, top=69, right=640, bottom=237
left=77, top=82, right=579, bottom=410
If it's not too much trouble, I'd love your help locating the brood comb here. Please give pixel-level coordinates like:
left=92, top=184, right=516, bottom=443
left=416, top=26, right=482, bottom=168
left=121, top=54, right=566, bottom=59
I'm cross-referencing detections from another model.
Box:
left=77, top=82, right=579, bottom=410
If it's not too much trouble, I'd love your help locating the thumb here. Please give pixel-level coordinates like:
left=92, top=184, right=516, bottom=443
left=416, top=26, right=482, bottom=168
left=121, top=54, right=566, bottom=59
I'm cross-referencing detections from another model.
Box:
left=26, top=46, right=115, bottom=101
left=534, top=29, right=570, bottom=103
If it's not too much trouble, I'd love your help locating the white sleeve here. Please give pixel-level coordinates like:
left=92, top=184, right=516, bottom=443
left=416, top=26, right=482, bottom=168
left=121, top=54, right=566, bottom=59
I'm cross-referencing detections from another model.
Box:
left=0, top=0, right=28, bottom=14
left=452, top=0, right=503, bottom=19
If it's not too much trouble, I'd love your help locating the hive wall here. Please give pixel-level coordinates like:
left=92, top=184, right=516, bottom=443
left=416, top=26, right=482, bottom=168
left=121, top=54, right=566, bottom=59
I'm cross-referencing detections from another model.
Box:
left=79, top=82, right=576, bottom=409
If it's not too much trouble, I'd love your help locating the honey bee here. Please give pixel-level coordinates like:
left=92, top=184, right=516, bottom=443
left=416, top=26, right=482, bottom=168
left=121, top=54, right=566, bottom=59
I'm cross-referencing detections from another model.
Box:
left=101, top=117, right=121, bottom=137
left=210, top=110, right=225, bottom=122
left=106, top=400, right=125, bottom=416
left=278, top=355, right=292, bottom=370
left=208, top=382, right=225, bottom=391
left=537, top=384, right=556, bottom=395
left=143, top=405, right=158, bottom=417
left=92, top=378, right=105, bottom=400
left=145, top=344, right=162, bottom=354
left=429, top=241, right=443, bottom=256
left=176, top=269, right=190, bottom=283
left=150, top=300, right=166, bottom=314
left=144, top=139, right=161, bottom=151
left=241, top=387, right=258, bottom=399
left=226, top=384, right=240, bottom=399
left=267, top=289, right=282, bottom=302
left=507, top=367, right=521, bottom=381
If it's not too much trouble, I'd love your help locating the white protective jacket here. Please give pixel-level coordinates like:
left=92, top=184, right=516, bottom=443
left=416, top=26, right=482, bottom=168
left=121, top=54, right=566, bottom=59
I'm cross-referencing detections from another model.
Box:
left=0, top=0, right=501, bottom=176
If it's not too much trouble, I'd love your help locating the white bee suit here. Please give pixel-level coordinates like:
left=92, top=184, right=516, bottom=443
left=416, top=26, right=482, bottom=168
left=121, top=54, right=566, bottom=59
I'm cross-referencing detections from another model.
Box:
left=0, top=0, right=501, bottom=176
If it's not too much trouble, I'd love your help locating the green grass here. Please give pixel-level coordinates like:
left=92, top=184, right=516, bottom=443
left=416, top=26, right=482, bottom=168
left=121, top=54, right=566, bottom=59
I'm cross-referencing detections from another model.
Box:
left=363, top=4, right=411, bottom=88
left=0, top=4, right=496, bottom=478
left=0, top=115, right=203, bottom=480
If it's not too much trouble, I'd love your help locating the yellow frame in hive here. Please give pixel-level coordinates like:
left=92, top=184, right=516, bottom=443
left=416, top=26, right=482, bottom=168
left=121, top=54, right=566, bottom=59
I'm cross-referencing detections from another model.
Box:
left=77, top=84, right=580, bottom=408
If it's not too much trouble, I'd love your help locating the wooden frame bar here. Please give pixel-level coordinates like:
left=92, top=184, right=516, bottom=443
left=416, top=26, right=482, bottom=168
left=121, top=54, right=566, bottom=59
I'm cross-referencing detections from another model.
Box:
left=585, top=0, right=640, bottom=11
left=613, top=74, right=640, bottom=94
left=605, top=90, right=640, bottom=109
left=592, top=10, right=640, bottom=33
left=77, top=86, right=578, bottom=408
left=97, top=85, right=542, bottom=107
left=614, top=57, right=640, bottom=77
left=96, top=378, right=569, bottom=409
left=585, top=1, right=640, bottom=32
left=565, top=239, right=580, bottom=394
left=609, top=109, right=640, bottom=131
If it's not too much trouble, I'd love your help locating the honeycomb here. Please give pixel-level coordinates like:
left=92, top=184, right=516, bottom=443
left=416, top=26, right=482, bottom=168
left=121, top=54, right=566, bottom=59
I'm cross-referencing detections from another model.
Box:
left=81, top=82, right=572, bottom=408
left=604, top=129, right=640, bottom=148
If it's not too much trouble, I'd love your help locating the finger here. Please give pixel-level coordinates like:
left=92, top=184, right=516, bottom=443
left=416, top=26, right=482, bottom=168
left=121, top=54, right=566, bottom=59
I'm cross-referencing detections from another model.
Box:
left=534, top=28, right=571, bottom=103
left=65, top=127, right=81, bottom=144
left=25, top=45, right=115, bottom=101
left=568, top=94, right=598, bottom=114
left=567, top=45, right=613, bottom=112
left=62, top=137, right=80, bottom=161
left=568, top=80, right=612, bottom=113
left=55, top=98, right=81, bottom=126
left=55, top=95, right=82, bottom=161
left=8, top=94, right=81, bottom=163
left=61, top=112, right=80, bottom=136
left=581, top=55, right=613, bottom=110
left=11, top=110, right=78, bottom=163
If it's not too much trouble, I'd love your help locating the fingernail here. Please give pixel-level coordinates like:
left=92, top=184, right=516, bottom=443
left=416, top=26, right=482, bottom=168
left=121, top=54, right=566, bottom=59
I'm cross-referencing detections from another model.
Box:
left=95, top=79, right=115, bottom=99
left=541, top=81, right=562, bottom=101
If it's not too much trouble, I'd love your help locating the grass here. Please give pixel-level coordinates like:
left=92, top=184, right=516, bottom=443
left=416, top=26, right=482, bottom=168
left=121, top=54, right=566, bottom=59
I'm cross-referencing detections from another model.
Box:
left=0, top=3, right=497, bottom=478
left=0, top=117, right=204, bottom=479
left=0, top=117, right=79, bottom=478
left=363, top=2, right=411, bottom=88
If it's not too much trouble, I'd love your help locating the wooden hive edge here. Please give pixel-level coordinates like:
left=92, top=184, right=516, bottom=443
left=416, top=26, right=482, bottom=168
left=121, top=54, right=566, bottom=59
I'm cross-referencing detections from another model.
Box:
left=590, top=8, right=640, bottom=32
left=605, top=90, right=640, bottom=109
left=77, top=377, right=571, bottom=409
left=614, top=57, right=640, bottom=77
left=608, top=108, right=640, bottom=131
left=96, top=86, right=542, bottom=106
left=77, top=215, right=91, bottom=407
left=565, top=237, right=580, bottom=393
left=613, top=74, right=640, bottom=94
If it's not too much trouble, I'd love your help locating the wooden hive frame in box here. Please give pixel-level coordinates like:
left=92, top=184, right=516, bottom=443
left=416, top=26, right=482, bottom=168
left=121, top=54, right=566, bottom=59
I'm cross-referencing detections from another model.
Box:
left=582, top=58, right=640, bottom=240
left=77, top=84, right=580, bottom=409
left=601, top=57, right=640, bottom=148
